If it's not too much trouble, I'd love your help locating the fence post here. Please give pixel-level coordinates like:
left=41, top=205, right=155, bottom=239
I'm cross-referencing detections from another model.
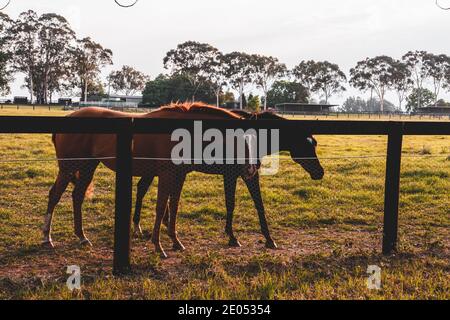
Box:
left=113, top=118, right=133, bottom=275
left=382, top=123, right=403, bottom=255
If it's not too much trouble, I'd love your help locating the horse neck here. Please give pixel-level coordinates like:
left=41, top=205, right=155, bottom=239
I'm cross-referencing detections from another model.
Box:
left=279, top=127, right=293, bottom=152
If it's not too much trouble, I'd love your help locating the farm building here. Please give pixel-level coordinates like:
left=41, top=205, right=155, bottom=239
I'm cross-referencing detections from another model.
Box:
left=108, top=94, right=143, bottom=104
left=13, top=96, right=29, bottom=105
left=83, top=94, right=143, bottom=108
left=416, top=105, right=450, bottom=115
left=274, top=103, right=337, bottom=114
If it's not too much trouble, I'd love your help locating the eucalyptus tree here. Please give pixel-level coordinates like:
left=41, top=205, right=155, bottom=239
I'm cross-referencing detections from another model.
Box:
left=205, top=52, right=228, bottom=107
left=7, top=10, right=40, bottom=103
left=402, top=51, right=430, bottom=109
left=0, top=12, right=12, bottom=94
left=291, top=60, right=317, bottom=94
left=423, top=53, right=450, bottom=106
left=223, top=52, right=255, bottom=109
left=312, top=61, right=346, bottom=104
left=71, top=37, right=113, bottom=102
left=349, top=56, right=397, bottom=112
left=164, top=41, right=219, bottom=101
left=108, top=65, right=149, bottom=96
left=34, top=13, right=76, bottom=103
left=292, top=60, right=346, bottom=104
left=252, top=55, right=286, bottom=110
left=391, top=60, right=413, bottom=111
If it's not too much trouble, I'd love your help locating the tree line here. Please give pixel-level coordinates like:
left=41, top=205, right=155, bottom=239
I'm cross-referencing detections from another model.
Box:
left=152, top=41, right=450, bottom=112
left=0, top=10, right=148, bottom=104
left=1, top=11, right=449, bottom=111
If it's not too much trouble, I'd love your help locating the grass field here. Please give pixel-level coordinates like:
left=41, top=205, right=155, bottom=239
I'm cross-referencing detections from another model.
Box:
left=0, top=108, right=448, bottom=300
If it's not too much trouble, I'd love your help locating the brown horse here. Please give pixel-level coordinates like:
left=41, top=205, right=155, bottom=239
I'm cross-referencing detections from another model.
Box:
left=133, top=110, right=325, bottom=248
left=44, top=103, right=256, bottom=258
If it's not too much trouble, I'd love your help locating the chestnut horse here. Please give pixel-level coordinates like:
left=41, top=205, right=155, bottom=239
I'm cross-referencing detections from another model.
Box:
left=133, top=110, right=325, bottom=248
left=43, top=103, right=257, bottom=258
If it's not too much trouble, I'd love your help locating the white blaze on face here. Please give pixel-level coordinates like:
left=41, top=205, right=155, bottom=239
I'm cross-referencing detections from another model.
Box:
left=226, top=129, right=258, bottom=164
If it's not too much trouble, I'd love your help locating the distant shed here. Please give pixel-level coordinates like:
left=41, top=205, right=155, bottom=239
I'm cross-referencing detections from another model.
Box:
left=274, top=103, right=337, bottom=114
left=416, top=106, right=450, bottom=115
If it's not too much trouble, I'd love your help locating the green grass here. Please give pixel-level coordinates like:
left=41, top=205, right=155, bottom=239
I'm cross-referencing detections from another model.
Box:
left=0, top=109, right=448, bottom=300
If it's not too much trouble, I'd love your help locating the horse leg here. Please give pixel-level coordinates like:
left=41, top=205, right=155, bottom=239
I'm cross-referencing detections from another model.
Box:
left=243, top=173, right=277, bottom=249
left=42, top=171, right=71, bottom=247
left=72, top=163, right=98, bottom=246
left=168, top=174, right=186, bottom=251
left=151, top=173, right=171, bottom=259
left=133, top=176, right=154, bottom=236
left=224, top=174, right=241, bottom=247
left=162, top=202, right=170, bottom=229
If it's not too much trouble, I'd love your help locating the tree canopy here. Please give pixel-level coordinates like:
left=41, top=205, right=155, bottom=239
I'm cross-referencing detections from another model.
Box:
left=350, top=56, right=398, bottom=112
left=406, top=88, right=436, bottom=112
left=292, top=60, right=346, bottom=104
left=266, top=80, right=309, bottom=107
left=108, top=65, right=148, bottom=96
left=142, top=74, right=216, bottom=107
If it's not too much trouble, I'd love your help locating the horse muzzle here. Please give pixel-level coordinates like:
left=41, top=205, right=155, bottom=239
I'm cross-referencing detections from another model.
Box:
left=310, top=167, right=325, bottom=180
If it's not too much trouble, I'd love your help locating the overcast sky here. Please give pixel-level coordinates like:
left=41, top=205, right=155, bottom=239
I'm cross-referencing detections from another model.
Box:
left=2, top=0, right=450, bottom=106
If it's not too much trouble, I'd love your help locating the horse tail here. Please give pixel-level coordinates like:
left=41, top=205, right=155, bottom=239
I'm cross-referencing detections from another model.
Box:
left=70, top=171, right=95, bottom=200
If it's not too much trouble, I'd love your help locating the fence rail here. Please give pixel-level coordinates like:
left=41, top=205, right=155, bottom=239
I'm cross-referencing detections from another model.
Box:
left=277, top=110, right=450, bottom=120
left=0, top=116, right=449, bottom=274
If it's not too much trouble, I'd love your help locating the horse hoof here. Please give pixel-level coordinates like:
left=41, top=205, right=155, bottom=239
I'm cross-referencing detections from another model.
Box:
left=80, top=239, right=93, bottom=247
left=265, top=240, right=278, bottom=249
left=173, top=242, right=186, bottom=251
left=42, top=240, right=55, bottom=249
left=228, top=238, right=242, bottom=248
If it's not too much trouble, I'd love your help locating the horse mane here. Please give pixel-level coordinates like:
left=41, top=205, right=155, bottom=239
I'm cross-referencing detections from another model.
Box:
left=257, top=111, right=285, bottom=120
left=228, top=109, right=286, bottom=120
left=153, top=103, right=286, bottom=121
left=156, top=102, right=243, bottom=119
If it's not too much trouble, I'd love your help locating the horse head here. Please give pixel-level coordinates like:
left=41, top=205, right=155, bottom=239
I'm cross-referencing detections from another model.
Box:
left=288, top=134, right=324, bottom=180
left=254, top=111, right=325, bottom=181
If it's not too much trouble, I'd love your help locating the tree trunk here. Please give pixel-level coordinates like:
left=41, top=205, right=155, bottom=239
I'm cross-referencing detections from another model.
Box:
left=263, top=89, right=267, bottom=111
left=239, top=80, right=243, bottom=110
left=417, top=83, right=422, bottom=109
left=29, top=68, right=34, bottom=105
left=84, top=78, right=88, bottom=103
left=43, top=72, right=48, bottom=105
left=434, top=82, right=439, bottom=107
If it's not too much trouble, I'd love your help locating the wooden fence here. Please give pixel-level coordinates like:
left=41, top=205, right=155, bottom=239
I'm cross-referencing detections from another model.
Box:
left=0, top=116, right=449, bottom=274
